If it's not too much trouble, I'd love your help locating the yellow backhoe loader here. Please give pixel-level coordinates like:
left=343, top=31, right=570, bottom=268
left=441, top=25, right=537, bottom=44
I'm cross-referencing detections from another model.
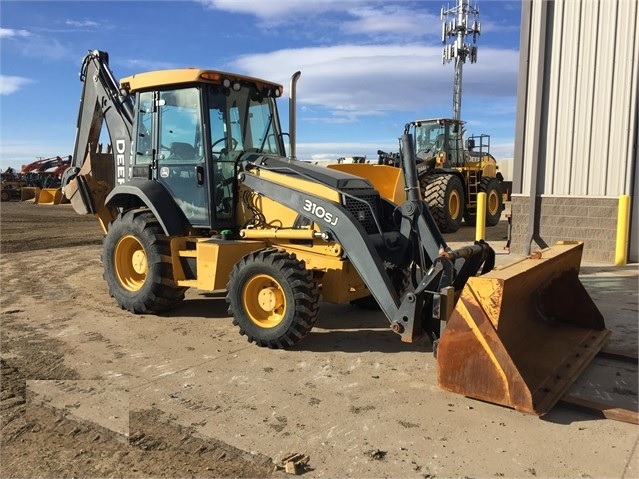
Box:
left=62, top=50, right=609, bottom=415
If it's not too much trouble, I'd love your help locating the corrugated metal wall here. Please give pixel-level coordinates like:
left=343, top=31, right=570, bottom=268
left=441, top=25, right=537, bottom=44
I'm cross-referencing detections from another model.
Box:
left=516, top=0, right=638, bottom=197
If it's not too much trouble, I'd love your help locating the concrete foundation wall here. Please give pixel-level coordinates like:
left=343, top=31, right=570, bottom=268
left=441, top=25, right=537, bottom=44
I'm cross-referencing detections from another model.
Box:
left=510, top=195, right=619, bottom=264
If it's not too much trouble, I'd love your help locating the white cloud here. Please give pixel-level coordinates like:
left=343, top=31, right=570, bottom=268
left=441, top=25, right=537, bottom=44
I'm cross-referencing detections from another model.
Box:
left=0, top=75, right=33, bottom=95
left=65, top=19, right=100, bottom=28
left=340, top=5, right=440, bottom=38
left=0, top=28, right=31, bottom=38
left=1, top=26, right=71, bottom=60
left=200, top=0, right=442, bottom=35
left=230, top=44, right=519, bottom=122
left=199, top=0, right=350, bottom=20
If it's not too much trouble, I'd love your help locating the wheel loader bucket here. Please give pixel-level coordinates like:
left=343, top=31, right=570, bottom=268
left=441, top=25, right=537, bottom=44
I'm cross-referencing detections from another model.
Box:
left=327, top=164, right=405, bottom=204
left=20, top=186, right=41, bottom=203
left=37, top=188, right=63, bottom=205
left=437, top=241, right=610, bottom=415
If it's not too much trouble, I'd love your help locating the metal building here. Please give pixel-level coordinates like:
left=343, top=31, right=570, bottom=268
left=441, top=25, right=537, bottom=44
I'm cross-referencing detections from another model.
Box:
left=511, top=0, right=638, bottom=263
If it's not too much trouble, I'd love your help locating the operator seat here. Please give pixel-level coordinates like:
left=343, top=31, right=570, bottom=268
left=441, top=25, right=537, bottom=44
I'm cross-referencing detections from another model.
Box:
left=169, top=142, right=196, bottom=161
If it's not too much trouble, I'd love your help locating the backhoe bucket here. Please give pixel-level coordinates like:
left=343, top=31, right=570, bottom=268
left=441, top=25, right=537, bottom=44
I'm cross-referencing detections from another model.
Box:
left=437, top=241, right=610, bottom=415
left=37, top=188, right=63, bottom=205
left=64, top=151, right=114, bottom=215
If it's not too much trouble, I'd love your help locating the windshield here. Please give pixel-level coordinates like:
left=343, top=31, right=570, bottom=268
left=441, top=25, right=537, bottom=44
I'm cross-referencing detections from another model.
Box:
left=207, top=84, right=284, bottom=161
left=414, top=122, right=445, bottom=155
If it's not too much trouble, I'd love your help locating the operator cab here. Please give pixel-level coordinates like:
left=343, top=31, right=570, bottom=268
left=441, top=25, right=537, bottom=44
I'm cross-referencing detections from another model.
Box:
left=130, top=74, right=286, bottom=231
left=411, top=118, right=464, bottom=167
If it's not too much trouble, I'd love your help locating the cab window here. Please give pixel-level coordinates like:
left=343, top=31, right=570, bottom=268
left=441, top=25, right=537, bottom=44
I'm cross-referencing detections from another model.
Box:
left=159, top=88, right=202, bottom=162
left=135, top=91, right=153, bottom=165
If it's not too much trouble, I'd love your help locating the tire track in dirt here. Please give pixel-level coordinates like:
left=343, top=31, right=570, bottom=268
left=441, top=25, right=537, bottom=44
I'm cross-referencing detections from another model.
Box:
left=1, top=202, right=276, bottom=477
left=1, top=285, right=275, bottom=478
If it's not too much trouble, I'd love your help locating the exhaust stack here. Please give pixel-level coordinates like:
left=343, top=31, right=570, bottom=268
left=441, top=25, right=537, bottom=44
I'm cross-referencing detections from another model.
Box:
left=288, top=71, right=301, bottom=161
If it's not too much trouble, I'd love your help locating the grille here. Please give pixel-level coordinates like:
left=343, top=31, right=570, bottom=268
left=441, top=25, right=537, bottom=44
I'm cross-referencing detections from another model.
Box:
left=343, top=193, right=380, bottom=234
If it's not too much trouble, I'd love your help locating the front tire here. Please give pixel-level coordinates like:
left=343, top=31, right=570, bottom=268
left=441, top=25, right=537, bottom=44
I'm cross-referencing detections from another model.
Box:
left=102, top=209, right=187, bottom=313
left=226, top=248, right=319, bottom=349
left=422, top=174, right=465, bottom=233
left=351, top=265, right=411, bottom=310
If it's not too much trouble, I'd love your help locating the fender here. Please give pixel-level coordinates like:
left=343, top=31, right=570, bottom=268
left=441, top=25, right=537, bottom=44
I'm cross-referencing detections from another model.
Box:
left=105, top=178, right=188, bottom=236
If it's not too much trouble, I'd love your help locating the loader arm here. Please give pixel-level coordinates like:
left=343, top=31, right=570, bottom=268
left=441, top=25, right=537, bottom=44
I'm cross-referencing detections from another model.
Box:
left=239, top=137, right=494, bottom=342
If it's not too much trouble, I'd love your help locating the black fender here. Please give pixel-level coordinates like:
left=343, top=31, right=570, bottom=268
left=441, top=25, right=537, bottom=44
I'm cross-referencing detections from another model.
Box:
left=105, top=179, right=188, bottom=236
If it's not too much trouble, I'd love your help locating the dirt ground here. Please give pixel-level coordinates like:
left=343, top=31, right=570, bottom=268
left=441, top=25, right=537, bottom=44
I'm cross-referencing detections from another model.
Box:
left=1, top=200, right=637, bottom=478
left=1, top=202, right=273, bottom=478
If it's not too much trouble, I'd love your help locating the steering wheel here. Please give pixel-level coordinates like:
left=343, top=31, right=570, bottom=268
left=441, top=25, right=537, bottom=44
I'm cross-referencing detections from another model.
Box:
left=417, top=145, right=435, bottom=159
left=212, top=137, right=238, bottom=155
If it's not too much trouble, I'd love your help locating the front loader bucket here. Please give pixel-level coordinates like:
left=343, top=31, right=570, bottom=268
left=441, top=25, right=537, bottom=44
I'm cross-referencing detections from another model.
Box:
left=37, top=188, right=63, bottom=205
left=437, top=241, right=610, bottom=415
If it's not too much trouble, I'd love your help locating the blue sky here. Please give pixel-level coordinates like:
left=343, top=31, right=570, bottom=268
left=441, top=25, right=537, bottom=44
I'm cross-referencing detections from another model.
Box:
left=0, top=0, right=521, bottom=172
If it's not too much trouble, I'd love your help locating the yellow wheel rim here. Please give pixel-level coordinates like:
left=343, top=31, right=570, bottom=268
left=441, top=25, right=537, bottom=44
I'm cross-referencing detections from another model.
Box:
left=448, top=189, right=461, bottom=219
left=487, top=189, right=500, bottom=216
left=114, top=235, right=148, bottom=291
left=243, top=274, right=286, bottom=328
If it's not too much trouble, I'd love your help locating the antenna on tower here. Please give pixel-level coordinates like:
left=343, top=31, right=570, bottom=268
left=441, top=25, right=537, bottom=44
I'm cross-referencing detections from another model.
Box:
left=441, top=0, right=481, bottom=121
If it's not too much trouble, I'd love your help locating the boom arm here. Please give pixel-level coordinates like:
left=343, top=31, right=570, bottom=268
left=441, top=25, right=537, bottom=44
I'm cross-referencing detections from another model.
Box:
left=21, top=155, right=70, bottom=173
left=70, top=50, right=134, bottom=172
left=62, top=51, right=135, bottom=229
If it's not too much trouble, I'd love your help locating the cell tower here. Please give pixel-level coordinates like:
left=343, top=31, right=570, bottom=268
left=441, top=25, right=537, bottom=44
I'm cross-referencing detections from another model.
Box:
left=441, top=0, right=481, bottom=121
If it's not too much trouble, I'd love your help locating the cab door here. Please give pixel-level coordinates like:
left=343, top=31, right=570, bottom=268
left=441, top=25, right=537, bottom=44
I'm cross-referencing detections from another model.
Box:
left=156, top=87, right=210, bottom=226
left=131, top=87, right=211, bottom=227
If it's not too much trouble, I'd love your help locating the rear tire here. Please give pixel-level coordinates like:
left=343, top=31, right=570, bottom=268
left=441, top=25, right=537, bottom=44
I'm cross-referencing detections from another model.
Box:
left=422, top=174, right=465, bottom=233
left=226, top=248, right=320, bottom=349
left=464, top=177, right=503, bottom=227
left=102, top=210, right=187, bottom=313
left=481, top=177, right=503, bottom=226
left=1, top=190, right=10, bottom=202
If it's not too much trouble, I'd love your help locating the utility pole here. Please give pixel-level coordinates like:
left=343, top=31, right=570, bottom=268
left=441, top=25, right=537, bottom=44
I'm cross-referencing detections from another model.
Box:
left=441, top=0, right=481, bottom=121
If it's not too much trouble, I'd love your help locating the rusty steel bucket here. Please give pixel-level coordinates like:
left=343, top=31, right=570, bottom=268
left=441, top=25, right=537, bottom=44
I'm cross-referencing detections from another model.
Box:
left=437, top=241, right=610, bottom=415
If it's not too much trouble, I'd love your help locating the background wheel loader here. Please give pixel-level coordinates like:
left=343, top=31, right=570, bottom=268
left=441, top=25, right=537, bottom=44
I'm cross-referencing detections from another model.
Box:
left=1, top=168, right=27, bottom=202
left=378, top=118, right=504, bottom=233
left=8, top=155, right=72, bottom=204
left=61, top=50, right=609, bottom=415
